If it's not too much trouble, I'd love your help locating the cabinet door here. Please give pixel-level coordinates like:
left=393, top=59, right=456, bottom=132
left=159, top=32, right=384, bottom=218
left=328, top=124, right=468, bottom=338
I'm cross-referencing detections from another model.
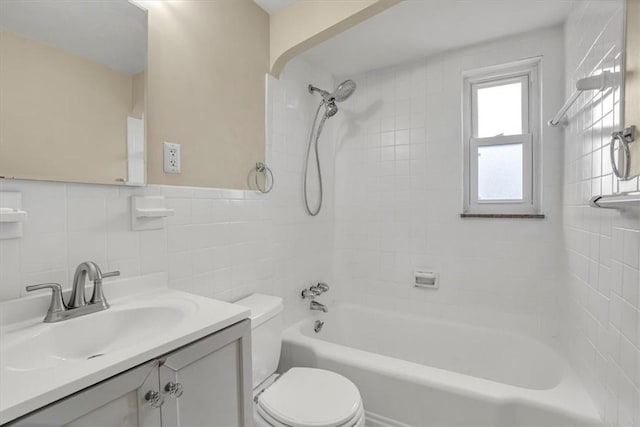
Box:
left=159, top=320, right=253, bottom=427
left=10, top=361, right=162, bottom=427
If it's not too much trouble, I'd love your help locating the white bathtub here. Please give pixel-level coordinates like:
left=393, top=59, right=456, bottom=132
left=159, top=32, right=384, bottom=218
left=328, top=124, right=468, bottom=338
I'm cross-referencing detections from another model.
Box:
left=280, top=304, right=602, bottom=427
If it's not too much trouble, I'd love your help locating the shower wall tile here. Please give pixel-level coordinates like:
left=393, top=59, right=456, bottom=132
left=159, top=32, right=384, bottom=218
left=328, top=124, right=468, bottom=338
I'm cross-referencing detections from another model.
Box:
left=563, top=1, right=640, bottom=425
left=331, top=26, right=566, bottom=341
left=0, top=57, right=335, bottom=326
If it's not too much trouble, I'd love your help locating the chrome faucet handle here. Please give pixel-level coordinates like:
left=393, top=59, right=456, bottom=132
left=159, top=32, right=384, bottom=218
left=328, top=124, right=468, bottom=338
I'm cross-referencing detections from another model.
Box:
left=316, top=282, right=330, bottom=293
left=309, top=285, right=323, bottom=295
left=301, top=289, right=316, bottom=299
left=90, top=269, right=119, bottom=308
left=25, top=283, right=67, bottom=323
left=101, top=270, right=120, bottom=279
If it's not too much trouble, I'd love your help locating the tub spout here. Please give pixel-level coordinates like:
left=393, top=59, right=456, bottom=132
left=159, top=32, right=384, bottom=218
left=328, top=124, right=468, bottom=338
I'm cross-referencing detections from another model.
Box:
left=310, top=300, right=328, bottom=313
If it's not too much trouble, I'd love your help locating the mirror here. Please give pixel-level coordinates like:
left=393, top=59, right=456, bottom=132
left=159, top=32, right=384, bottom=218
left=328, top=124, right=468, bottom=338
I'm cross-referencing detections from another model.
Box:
left=0, top=0, right=147, bottom=186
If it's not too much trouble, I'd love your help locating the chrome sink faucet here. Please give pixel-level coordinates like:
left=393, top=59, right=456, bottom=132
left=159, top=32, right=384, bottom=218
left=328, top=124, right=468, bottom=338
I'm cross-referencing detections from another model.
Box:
left=26, top=261, right=119, bottom=323
left=69, top=261, right=118, bottom=309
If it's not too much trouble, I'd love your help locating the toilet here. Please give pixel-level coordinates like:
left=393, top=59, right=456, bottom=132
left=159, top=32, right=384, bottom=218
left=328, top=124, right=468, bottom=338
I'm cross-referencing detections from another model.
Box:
left=237, top=294, right=365, bottom=427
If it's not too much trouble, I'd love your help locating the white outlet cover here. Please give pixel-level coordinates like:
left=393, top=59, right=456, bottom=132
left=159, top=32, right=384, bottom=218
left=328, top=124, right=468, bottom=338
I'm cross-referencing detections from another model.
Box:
left=163, top=142, right=181, bottom=173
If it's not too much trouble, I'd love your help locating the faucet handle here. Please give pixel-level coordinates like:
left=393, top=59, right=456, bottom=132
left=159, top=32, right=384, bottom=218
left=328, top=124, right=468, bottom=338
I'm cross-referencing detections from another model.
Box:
left=301, top=289, right=316, bottom=299
left=308, top=285, right=323, bottom=295
left=309, top=282, right=329, bottom=295
left=316, top=282, right=330, bottom=293
left=90, top=270, right=119, bottom=308
left=25, top=283, right=67, bottom=323
left=25, top=282, right=62, bottom=293
left=101, top=270, right=120, bottom=279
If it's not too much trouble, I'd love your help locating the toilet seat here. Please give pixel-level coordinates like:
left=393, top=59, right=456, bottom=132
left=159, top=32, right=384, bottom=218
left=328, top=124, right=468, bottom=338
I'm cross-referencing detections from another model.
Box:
left=255, top=368, right=364, bottom=427
left=256, top=400, right=365, bottom=427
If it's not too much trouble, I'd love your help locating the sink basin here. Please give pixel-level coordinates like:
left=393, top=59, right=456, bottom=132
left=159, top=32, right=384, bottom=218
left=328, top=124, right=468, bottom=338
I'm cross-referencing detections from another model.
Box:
left=2, top=305, right=184, bottom=372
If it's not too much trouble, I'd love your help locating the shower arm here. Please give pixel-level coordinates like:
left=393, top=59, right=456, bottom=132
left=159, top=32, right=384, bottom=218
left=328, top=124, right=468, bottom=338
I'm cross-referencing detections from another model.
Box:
left=308, top=84, right=331, bottom=100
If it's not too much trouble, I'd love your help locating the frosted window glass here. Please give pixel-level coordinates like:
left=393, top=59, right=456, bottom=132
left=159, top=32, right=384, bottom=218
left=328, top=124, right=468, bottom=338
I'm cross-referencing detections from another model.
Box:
left=476, top=82, right=522, bottom=137
left=478, top=143, right=523, bottom=200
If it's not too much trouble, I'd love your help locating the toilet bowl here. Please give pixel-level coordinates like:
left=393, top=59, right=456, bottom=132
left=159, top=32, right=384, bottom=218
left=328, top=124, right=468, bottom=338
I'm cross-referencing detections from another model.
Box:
left=237, top=294, right=365, bottom=427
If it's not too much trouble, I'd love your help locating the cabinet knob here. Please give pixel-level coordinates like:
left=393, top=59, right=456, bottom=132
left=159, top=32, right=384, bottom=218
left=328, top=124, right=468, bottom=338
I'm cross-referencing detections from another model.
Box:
left=145, top=390, right=165, bottom=408
left=164, top=381, right=184, bottom=398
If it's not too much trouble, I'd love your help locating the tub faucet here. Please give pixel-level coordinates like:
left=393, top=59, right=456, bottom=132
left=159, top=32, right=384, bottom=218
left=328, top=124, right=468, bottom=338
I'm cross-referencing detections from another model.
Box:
left=310, top=300, right=328, bottom=313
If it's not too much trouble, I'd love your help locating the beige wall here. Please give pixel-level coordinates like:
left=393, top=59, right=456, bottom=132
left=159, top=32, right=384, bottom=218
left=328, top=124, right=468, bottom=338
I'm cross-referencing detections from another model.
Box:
left=0, top=29, right=133, bottom=185
left=270, top=0, right=402, bottom=76
left=144, top=0, right=269, bottom=189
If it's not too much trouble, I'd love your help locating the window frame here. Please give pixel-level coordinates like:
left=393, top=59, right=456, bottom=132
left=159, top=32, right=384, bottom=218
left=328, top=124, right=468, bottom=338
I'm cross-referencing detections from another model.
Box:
left=462, top=58, right=542, bottom=215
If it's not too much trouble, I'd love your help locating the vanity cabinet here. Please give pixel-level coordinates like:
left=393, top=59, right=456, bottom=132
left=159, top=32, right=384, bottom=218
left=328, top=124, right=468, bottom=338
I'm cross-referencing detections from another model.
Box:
left=158, top=320, right=253, bottom=427
left=9, top=320, right=252, bottom=427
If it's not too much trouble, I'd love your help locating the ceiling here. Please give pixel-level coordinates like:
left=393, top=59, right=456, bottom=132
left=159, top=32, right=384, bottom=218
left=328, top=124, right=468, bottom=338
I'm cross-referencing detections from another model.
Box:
left=300, top=0, right=574, bottom=76
left=253, top=0, right=299, bottom=14
left=0, top=0, right=147, bottom=75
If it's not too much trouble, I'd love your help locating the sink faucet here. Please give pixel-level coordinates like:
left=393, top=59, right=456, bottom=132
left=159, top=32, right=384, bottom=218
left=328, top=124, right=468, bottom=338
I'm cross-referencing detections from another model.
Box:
left=26, top=261, right=119, bottom=323
left=69, top=261, right=118, bottom=309
left=310, top=300, right=328, bottom=313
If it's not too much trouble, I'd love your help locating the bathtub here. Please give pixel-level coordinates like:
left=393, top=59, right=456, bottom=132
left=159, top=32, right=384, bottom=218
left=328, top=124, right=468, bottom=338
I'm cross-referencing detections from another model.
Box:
left=280, top=304, right=603, bottom=427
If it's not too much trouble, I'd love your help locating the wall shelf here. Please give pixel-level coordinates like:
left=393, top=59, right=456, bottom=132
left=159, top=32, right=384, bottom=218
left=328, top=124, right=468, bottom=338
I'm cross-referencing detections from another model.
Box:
left=548, top=71, right=620, bottom=127
left=0, top=192, right=27, bottom=239
left=131, top=196, right=174, bottom=231
left=589, top=193, right=640, bottom=209
left=0, top=208, right=27, bottom=223
left=134, top=207, right=175, bottom=218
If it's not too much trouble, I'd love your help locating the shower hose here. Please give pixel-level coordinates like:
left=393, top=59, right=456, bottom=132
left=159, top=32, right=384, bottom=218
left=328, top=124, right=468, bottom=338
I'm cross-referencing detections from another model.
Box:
left=304, top=101, right=329, bottom=216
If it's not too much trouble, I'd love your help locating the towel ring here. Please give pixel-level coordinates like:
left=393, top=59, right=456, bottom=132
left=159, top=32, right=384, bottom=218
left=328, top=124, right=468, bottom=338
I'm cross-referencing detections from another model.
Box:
left=255, top=162, right=274, bottom=193
left=610, top=126, right=635, bottom=180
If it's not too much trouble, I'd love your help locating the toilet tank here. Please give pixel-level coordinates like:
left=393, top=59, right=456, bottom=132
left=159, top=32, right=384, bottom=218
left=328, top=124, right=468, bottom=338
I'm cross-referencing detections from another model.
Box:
left=236, top=294, right=283, bottom=388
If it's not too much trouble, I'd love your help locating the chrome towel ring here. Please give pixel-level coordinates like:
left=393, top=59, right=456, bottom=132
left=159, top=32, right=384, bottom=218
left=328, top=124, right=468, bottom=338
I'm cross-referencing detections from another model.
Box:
left=255, top=162, right=274, bottom=193
left=610, top=126, right=635, bottom=180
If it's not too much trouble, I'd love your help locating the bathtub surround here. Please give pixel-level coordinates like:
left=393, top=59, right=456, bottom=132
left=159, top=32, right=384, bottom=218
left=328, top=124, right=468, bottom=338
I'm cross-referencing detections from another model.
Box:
left=331, top=26, right=566, bottom=340
left=0, top=57, right=335, bottom=326
left=562, top=1, right=640, bottom=425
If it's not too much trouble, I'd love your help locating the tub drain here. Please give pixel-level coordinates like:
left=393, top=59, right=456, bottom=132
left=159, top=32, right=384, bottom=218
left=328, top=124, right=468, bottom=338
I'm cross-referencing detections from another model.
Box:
left=314, top=320, right=324, bottom=333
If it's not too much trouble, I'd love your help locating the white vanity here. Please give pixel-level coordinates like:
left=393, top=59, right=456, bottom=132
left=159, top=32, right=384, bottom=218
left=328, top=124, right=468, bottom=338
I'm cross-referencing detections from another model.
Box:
left=0, top=273, right=252, bottom=426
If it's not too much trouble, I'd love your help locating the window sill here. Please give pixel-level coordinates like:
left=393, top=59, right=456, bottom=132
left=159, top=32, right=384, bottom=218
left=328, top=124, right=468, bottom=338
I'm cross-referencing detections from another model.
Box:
left=460, top=213, right=545, bottom=219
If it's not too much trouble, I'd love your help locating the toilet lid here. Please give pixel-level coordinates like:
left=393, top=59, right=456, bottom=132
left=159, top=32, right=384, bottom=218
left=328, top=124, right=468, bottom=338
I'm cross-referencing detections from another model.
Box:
left=257, top=368, right=362, bottom=427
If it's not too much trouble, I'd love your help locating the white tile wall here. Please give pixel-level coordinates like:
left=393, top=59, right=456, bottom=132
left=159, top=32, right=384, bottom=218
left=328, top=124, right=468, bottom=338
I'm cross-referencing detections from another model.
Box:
left=0, top=57, right=335, bottom=326
left=563, top=1, right=640, bottom=426
left=331, top=26, right=567, bottom=340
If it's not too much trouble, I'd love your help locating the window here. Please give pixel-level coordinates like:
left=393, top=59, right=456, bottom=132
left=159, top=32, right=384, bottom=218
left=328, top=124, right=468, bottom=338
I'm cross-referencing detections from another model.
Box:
left=462, top=58, right=542, bottom=216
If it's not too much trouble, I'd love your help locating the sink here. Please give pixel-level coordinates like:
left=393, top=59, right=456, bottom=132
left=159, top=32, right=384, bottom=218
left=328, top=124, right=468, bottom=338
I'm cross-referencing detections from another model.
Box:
left=0, top=272, right=251, bottom=424
left=2, top=305, right=184, bottom=372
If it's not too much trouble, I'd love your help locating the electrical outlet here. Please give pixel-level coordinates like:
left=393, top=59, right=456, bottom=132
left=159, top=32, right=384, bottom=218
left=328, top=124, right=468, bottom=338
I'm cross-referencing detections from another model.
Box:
left=163, top=142, right=181, bottom=173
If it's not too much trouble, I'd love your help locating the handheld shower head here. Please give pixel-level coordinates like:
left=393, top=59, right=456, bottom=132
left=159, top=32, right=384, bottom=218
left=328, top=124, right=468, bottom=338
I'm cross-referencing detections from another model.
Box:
left=332, top=80, right=356, bottom=102
left=305, top=80, right=356, bottom=217
left=308, top=80, right=357, bottom=103
left=325, top=100, right=338, bottom=117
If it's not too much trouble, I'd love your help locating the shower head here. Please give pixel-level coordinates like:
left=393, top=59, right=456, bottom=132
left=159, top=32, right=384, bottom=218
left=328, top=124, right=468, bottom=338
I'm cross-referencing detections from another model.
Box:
left=309, top=80, right=357, bottom=103
left=332, top=80, right=356, bottom=102
left=325, top=100, right=338, bottom=117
